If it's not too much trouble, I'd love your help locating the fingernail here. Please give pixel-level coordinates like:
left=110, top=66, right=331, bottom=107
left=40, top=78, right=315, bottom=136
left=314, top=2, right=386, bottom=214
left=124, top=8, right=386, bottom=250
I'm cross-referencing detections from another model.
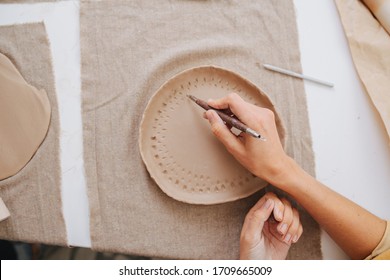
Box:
left=263, top=199, right=272, bottom=210
left=284, top=233, right=291, bottom=243
left=279, top=223, right=287, bottom=234
left=275, top=209, right=283, bottom=221
left=292, top=235, right=299, bottom=243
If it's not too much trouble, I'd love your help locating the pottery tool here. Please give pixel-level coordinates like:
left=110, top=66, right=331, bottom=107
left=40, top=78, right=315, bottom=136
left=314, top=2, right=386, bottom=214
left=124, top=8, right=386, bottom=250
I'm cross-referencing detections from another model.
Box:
left=263, top=63, right=334, bottom=87
left=187, top=95, right=266, bottom=141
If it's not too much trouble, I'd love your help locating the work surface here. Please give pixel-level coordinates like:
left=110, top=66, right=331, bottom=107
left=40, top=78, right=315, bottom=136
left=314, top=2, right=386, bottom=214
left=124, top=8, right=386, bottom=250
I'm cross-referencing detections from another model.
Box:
left=0, top=0, right=389, bottom=259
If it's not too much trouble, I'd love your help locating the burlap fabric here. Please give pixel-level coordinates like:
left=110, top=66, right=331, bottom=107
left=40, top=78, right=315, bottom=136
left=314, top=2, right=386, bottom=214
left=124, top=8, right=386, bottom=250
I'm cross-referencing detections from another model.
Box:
left=81, top=0, right=321, bottom=259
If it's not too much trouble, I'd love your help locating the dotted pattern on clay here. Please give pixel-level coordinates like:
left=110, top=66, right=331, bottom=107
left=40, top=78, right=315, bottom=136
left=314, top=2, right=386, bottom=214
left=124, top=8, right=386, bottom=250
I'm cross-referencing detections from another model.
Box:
left=148, top=72, right=260, bottom=194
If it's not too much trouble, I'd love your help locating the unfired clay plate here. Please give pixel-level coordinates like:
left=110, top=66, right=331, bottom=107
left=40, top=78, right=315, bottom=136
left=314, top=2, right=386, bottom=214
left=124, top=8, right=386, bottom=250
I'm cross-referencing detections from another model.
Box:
left=0, top=53, right=51, bottom=181
left=139, top=66, right=285, bottom=204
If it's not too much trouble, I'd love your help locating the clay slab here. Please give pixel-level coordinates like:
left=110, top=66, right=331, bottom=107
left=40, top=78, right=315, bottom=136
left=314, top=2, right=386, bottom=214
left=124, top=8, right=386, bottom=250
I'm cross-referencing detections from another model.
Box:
left=139, top=66, right=285, bottom=204
left=0, top=53, right=51, bottom=180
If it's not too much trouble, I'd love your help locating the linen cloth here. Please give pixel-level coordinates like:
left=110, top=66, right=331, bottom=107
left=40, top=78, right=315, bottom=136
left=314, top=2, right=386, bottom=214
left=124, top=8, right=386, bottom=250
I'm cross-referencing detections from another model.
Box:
left=335, top=0, right=390, bottom=142
left=81, top=0, right=321, bottom=259
left=0, top=23, right=66, bottom=245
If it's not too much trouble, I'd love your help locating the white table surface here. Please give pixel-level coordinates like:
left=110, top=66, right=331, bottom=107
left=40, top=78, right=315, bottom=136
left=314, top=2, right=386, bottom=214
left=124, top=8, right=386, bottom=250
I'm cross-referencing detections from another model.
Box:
left=1, top=0, right=389, bottom=260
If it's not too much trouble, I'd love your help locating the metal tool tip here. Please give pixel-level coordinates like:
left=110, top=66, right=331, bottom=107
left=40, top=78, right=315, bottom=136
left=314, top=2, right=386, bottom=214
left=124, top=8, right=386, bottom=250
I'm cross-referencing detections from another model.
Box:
left=187, top=95, right=197, bottom=102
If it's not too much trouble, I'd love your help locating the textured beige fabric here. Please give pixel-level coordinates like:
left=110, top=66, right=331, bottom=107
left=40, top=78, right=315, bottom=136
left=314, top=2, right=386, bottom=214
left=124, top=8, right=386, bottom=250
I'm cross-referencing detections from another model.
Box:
left=335, top=0, right=390, bottom=142
left=373, top=248, right=390, bottom=259
left=81, top=0, right=321, bottom=259
left=0, top=23, right=66, bottom=245
left=366, top=221, right=390, bottom=259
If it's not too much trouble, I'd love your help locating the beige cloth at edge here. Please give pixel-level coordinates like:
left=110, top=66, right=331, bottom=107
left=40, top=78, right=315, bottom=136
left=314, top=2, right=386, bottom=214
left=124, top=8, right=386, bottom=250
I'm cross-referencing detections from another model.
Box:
left=81, top=0, right=321, bottom=259
left=335, top=0, right=390, bottom=142
left=362, top=0, right=390, bottom=34
left=0, top=23, right=67, bottom=245
left=366, top=220, right=390, bottom=259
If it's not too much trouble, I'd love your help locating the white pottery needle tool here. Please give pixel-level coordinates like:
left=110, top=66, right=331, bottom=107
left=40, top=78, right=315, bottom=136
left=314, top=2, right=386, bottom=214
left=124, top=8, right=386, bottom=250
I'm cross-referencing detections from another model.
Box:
left=263, top=63, right=334, bottom=87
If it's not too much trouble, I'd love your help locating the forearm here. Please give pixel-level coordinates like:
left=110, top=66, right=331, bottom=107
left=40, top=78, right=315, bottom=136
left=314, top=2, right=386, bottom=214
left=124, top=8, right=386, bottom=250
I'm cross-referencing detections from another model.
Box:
left=271, top=157, right=386, bottom=259
left=204, top=94, right=387, bottom=259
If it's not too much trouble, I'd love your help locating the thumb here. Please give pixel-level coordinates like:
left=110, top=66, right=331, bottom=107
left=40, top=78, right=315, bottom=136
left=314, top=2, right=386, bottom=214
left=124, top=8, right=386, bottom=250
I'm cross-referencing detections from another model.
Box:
left=205, top=110, right=244, bottom=156
left=241, top=199, right=274, bottom=244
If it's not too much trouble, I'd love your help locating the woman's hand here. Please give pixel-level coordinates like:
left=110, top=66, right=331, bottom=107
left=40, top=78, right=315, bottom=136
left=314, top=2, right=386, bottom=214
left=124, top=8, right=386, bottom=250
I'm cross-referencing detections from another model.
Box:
left=208, top=95, right=387, bottom=260
left=240, top=192, right=303, bottom=260
left=205, top=93, right=293, bottom=185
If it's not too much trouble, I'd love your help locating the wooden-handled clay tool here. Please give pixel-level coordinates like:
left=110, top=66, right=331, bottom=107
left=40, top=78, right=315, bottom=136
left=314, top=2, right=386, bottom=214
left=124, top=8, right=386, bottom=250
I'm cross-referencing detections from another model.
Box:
left=187, top=95, right=266, bottom=141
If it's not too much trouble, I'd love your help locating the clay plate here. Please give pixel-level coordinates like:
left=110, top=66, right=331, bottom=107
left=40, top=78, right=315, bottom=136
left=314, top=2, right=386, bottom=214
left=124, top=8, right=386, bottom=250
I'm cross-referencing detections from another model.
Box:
left=139, top=66, right=285, bottom=204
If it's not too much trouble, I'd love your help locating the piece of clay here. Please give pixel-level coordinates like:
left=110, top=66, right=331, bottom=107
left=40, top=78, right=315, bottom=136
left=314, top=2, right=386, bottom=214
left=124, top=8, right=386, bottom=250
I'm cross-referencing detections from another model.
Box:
left=0, top=53, right=51, bottom=180
left=139, top=66, right=285, bottom=204
left=0, top=197, right=10, bottom=222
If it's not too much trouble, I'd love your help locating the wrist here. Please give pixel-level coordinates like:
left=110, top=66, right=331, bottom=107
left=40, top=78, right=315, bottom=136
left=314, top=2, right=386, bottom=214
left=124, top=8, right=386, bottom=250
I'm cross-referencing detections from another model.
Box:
left=263, top=156, right=306, bottom=192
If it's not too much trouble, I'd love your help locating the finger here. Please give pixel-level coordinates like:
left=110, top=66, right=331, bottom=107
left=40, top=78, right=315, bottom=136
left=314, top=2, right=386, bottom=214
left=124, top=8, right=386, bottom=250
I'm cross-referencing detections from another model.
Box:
left=271, top=197, right=285, bottom=222
left=248, top=192, right=277, bottom=213
left=251, top=192, right=282, bottom=222
left=293, top=223, right=304, bottom=243
left=291, top=209, right=303, bottom=243
left=240, top=198, right=274, bottom=245
left=208, top=93, right=257, bottom=125
left=276, top=198, right=293, bottom=236
left=283, top=209, right=300, bottom=245
left=205, top=110, right=245, bottom=156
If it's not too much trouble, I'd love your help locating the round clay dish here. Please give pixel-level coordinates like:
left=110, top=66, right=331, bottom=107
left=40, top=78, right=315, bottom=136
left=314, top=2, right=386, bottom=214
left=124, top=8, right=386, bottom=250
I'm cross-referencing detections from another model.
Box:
left=139, top=66, right=285, bottom=204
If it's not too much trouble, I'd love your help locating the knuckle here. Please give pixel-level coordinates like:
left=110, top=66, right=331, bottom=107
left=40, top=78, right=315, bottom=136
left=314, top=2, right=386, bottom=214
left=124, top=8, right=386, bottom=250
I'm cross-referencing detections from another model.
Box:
left=263, top=192, right=277, bottom=200
left=246, top=209, right=265, bottom=225
left=252, top=209, right=265, bottom=220
left=228, top=92, right=240, bottom=102
left=211, top=123, right=224, bottom=137
left=261, top=108, right=275, bottom=120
